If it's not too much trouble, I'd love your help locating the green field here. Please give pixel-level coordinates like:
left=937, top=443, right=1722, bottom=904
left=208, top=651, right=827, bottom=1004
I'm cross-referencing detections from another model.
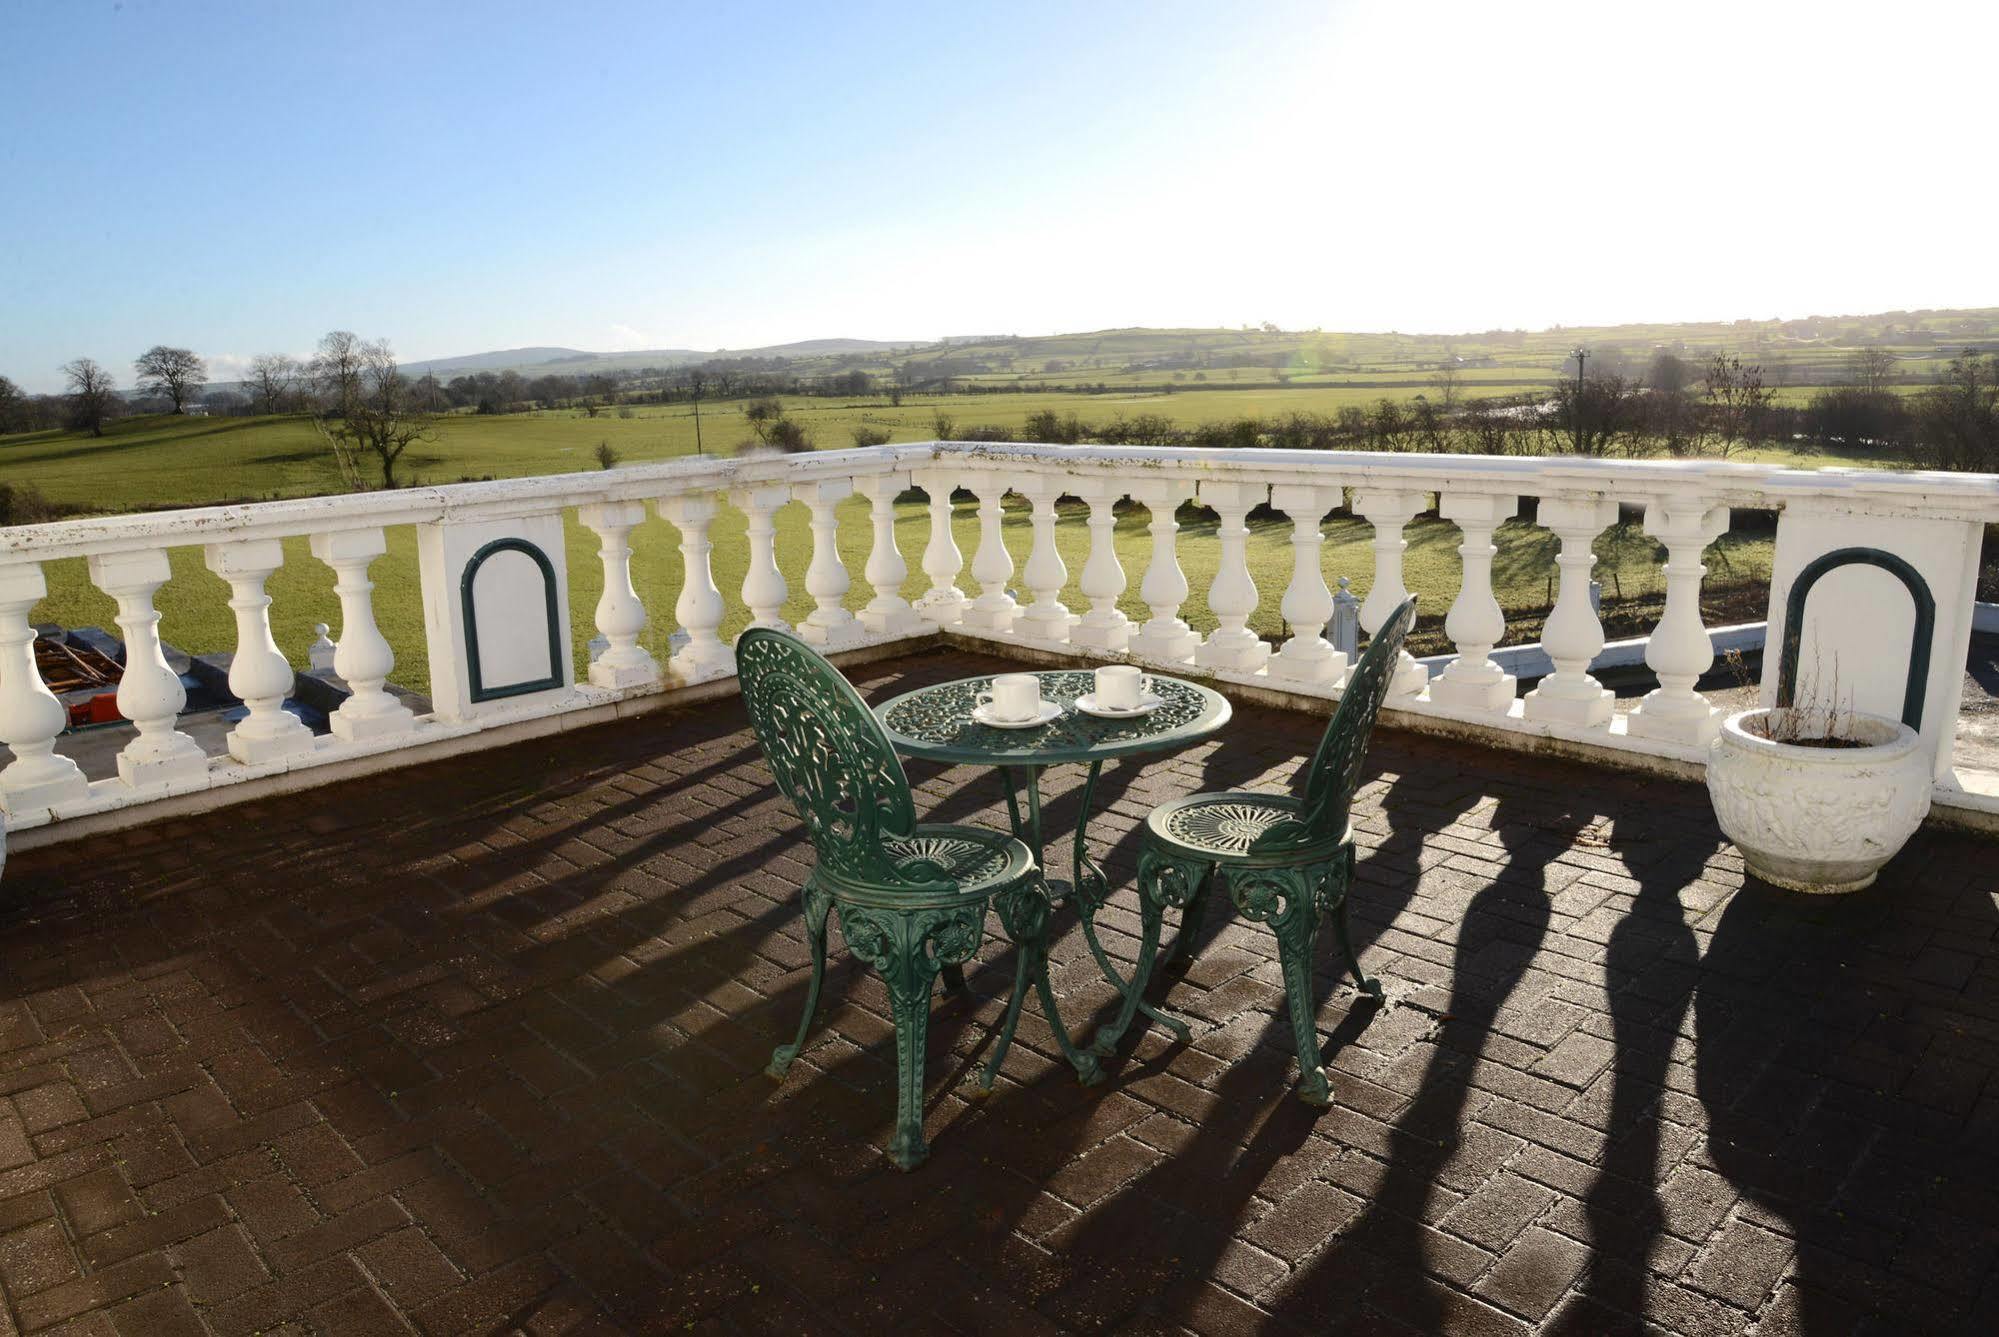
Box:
left=9, top=405, right=1795, bottom=697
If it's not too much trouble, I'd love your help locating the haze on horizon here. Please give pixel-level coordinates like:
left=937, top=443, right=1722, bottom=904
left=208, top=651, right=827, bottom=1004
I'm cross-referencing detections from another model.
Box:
left=4, top=0, right=1995, bottom=392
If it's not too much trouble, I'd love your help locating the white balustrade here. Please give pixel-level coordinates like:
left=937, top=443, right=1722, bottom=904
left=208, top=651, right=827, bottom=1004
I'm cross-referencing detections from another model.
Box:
left=1194, top=479, right=1270, bottom=674
left=0, top=563, right=92, bottom=812
left=1071, top=479, right=1132, bottom=653
left=576, top=503, right=661, bottom=691
left=729, top=484, right=792, bottom=632
left=203, top=539, right=316, bottom=765
left=1014, top=476, right=1072, bottom=645
left=1523, top=497, right=1620, bottom=727
left=1268, top=482, right=1349, bottom=687
left=1128, top=477, right=1198, bottom=664
left=961, top=474, right=1018, bottom=632
left=853, top=472, right=924, bottom=639
left=310, top=528, right=420, bottom=737
left=1627, top=501, right=1730, bottom=745
left=1430, top=492, right=1520, bottom=713
left=790, top=479, right=863, bottom=651
left=1352, top=489, right=1432, bottom=698
left=83, top=549, right=209, bottom=788
left=657, top=492, right=735, bottom=683
left=912, top=468, right=967, bottom=626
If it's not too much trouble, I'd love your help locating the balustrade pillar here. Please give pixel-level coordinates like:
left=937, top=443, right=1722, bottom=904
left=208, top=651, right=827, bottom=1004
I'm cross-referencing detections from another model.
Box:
left=1627, top=501, right=1730, bottom=746
left=791, top=479, right=863, bottom=650
left=0, top=562, right=91, bottom=813
left=911, top=468, right=967, bottom=626
left=204, top=539, right=316, bottom=764
left=308, top=528, right=421, bottom=737
left=1193, top=479, right=1270, bottom=674
left=1352, top=489, right=1432, bottom=698
left=576, top=503, right=661, bottom=690
left=1127, top=478, right=1198, bottom=664
left=853, top=472, right=924, bottom=639
left=656, top=493, right=735, bottom=684
left=84, top=549, right=208, bottom=788
left=1014, top=476, right=1071, bottom=644
left=1522, top=497, right=1619, bottom=727
left=1268, top=482, right=1349, bottom=687
left=1071, top=479, right=1132, bottom=653
left=960, top=474, right=1018, bottom=632
left=1428, top=493, right=1519, bottom=713
left=728, top=484, right=792, bottom=631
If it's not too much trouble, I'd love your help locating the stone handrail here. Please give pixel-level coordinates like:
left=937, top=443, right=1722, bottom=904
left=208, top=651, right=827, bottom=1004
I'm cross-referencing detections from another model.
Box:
left=4, top=440, right=1995, bottom=837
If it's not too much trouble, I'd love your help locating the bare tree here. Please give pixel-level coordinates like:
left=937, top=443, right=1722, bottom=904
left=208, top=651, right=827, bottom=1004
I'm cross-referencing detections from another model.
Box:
left=313, top=341, right=435, bottom=488
left=0, top=375, right=24, bottom=433
left=1701, top=355, right=1775, bottom=458
left=246, top=353, right=303, bottom=414
left=133, top=346, right=206, bottom=413
left=1430, top=361, right=1463, bottom=413
left=312, top=330, right=366, bottom=415
left=62, top=358, right=117, bottom=436
left=1847, top=347, right=1897, bottom=394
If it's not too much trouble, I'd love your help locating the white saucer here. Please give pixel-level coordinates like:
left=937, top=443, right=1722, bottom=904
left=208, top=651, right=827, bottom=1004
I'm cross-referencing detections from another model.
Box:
left=972, top=699, right=1064, bottom=729
left=1073, top=692, right=1165, bottom=719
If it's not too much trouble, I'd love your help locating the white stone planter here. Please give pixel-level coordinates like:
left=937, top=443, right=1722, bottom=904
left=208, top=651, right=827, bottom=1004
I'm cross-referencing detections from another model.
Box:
left=1706, top=708, right=1930, bottom=893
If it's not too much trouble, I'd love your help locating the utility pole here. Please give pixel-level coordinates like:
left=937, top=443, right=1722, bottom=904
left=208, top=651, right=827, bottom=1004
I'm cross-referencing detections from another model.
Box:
left=1571, top=346, right=1588, bottom=454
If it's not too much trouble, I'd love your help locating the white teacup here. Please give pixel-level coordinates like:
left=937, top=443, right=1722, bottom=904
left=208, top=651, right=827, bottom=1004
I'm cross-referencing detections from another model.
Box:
left=1093, top=664, right=1152, bottom=711
left=978, top=673, right=1041, bottom=721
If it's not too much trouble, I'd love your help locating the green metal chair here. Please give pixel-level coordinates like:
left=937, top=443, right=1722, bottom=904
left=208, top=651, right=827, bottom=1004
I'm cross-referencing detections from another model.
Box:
left=736, top=628, right=1039, bottom=1170
left=1115, top=596, right=1418, bottom=1106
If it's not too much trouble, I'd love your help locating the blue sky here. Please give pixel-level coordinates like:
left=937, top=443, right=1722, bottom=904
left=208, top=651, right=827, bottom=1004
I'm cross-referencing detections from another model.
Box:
left=4, top=0, right=1996, bottom=391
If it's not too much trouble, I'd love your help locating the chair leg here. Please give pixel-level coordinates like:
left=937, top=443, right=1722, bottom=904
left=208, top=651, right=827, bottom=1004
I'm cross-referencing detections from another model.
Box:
left=1161, top=861, right=1218, bottom=975
left=1233, top=866, right=1332, bottom=1107
left=886, top=968, right=937, bottom=1170
left=767, top=882, right=832, bottom=1080
left=1331, top=848, right=1383, bottom=1002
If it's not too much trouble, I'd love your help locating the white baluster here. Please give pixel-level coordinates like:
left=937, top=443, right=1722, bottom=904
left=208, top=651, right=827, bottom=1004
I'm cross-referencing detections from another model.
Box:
left=1267, top=482, right=1349, bottom=687
left=729, top=484, right=792, bottom=632
left=960, top=473, right=1018, bottom=632
left=1431, top=493, right=1520, bottom=713
left=0, top=563, right=91, bottom=812
left=1194, top=479, right=1271, bottom=674
left=1071, top=478, right=1132, bottom=653
left=852, top=472, right=924, bottom=640
left=1127, top=477, right=1198, bottom=664
left=1014, top=475, right=1071, bottom=644
left=1523, top=497, right=1619, bottom=727
left=911, top=468, right=967, bottom=626
left=575, top=503, right=661, bottom=690
left=85, top=549, right=208, bottom=789
left=790, top=479, right=863, bottom=650
left=1353, top=489, right=1433, bottom=698
left=656, top=493, right=735, bottom=683
left=204, top=539, right=316, bottom=764
left=1627, top=501, right=1729, bottom=746
left=308, top=529, right=419, bottom=738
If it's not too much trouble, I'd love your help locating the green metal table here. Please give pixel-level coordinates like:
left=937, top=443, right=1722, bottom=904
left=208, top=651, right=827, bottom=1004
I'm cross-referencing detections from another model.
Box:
left=876, top=668, right=1232, bottom=1079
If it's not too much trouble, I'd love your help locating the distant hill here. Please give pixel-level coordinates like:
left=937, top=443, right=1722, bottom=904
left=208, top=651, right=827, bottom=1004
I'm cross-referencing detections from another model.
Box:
left=397, top=337, right=910, bottom=381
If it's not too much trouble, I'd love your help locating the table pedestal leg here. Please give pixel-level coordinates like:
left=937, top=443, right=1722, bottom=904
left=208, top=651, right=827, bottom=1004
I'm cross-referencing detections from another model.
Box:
left=987, top=867, right=1103, bottom=1087
left=1067, top=762, right=1192, bottom=1050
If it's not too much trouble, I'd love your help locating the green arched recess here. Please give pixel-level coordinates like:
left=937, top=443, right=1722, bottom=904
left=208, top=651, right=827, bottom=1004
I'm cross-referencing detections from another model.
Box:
left=461, top=537, right=564, bottom=702
left=1775, top=546, right=1934, bottom=731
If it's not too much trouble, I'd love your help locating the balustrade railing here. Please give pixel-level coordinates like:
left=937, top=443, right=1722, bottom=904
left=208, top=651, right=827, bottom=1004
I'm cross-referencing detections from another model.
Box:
left=6, top=441, right=1998, bottom=837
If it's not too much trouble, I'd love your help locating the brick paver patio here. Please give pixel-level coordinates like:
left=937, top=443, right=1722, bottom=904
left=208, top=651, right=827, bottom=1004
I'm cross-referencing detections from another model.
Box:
left=3, top=647, right=1996, bottom=1335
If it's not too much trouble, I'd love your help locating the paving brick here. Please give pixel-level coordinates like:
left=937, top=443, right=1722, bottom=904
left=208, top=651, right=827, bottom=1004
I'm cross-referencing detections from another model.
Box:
left=1475, top=1226, right=1590, bottom=1320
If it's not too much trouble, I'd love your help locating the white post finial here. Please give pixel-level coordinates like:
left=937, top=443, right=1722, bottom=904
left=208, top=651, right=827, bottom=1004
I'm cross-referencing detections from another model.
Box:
left=0, top=563, right=91, bottom=814
left=1627, top=501, right=1730, bottom=745
left=1523, top=496, right=1620, bottom=727
left=308, top=623, right=337, bottom=672
left=1268, top=482, right=1349, bottom=687
left=656, top=492, right=736, bottom=684
left=1014, top=474, right=1072, bottom=645
left=1193, top=479, right=1272, bottom=674
left=1070, top=478, right=1132, bottom=653
left=577, top=502, right=662, bottom=690
left=1430, top=492, right=1520, bottom=714
left=310, top=528, right=420, bottom=740
left=1352, top=488, right=1431, bottom=698
left=1127, top=477, right=1199, bottom=664
left=790, top=478, right=863, bottom=650
left=728, top=483, right=793, bottom=632
left=205, top=539, right=316, bottom=764
left=88, top=548, right=208, bottom=789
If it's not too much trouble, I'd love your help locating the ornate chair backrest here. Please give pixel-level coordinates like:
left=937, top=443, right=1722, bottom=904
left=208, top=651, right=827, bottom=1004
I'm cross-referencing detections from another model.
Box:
left=737, top=629, right=922, bottom=890
left=1263, top=595, right=1417, bottom=852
